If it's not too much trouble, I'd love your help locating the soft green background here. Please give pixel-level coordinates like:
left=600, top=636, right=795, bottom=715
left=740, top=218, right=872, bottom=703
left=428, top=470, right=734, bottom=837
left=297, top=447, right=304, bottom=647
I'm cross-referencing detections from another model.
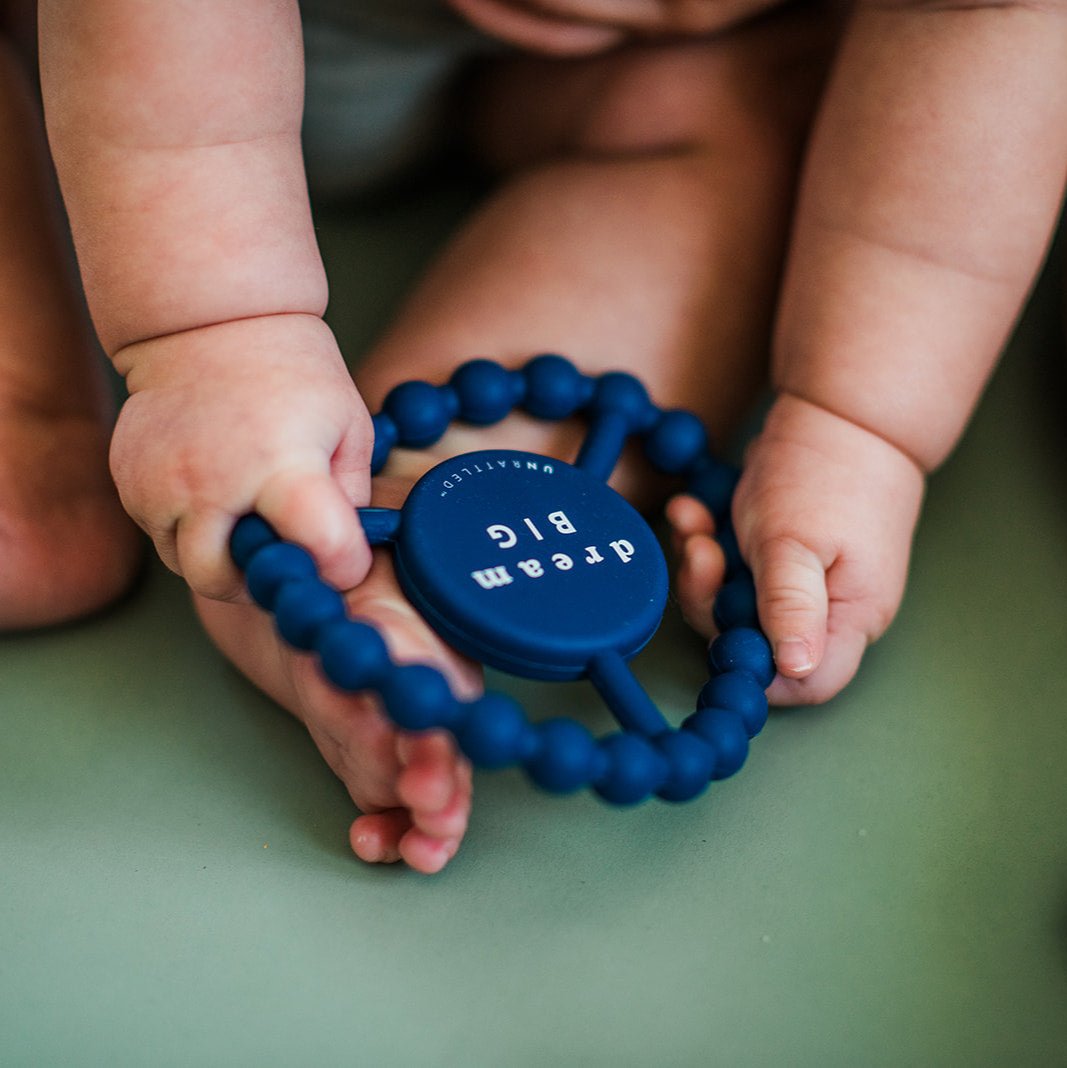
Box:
left=2, top=188, right=1065, bottom=1067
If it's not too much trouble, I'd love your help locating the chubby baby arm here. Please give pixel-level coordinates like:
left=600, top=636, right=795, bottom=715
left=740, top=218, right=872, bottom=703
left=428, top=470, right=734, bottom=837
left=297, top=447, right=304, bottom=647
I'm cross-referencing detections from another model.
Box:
left=39, top=0, right=372, bottom=600
left=737, top=0, right=1067, bottom=703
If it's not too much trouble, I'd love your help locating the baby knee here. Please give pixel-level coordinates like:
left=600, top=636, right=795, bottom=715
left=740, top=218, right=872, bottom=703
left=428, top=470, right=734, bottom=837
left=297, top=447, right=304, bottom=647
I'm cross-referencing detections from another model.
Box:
left=572, top=36, right=807, bottom=164
left=472, top=8, right=832, bottom=174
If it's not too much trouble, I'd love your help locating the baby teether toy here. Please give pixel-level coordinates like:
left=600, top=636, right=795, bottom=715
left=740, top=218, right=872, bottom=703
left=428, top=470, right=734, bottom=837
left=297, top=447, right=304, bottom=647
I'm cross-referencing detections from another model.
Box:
left=230, top=355, right=772, bottom=805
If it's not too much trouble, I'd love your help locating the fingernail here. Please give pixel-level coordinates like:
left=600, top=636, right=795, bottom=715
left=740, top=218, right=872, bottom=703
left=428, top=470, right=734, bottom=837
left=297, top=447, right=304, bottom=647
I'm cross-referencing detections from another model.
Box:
left=775, top=638, right=814, bottom=676
left=352, top=832, right=381, bottom=863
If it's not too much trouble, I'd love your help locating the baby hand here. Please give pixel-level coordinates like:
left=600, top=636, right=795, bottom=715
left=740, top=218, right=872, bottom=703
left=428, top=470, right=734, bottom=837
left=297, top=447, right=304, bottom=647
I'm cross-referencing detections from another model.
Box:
left=110, top=314, right=373, bottom=602
left=732, top=393, right=925, bottom=705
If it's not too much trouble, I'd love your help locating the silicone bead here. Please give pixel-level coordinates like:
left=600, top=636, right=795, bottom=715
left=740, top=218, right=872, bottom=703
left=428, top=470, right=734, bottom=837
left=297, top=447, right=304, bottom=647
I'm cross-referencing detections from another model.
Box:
left=436, top=383, right=461, bottom=419
left=383, top=380, right=454, bottom=447
left=316, top=620, right=390, bottom=692
left=450, top=359, right=517, bottom=425
left=230, top=514, right=278, bottom=571
left=697, top=671, right=769, bottom=738
left=713, top=573, right=759, bottom=631
left=684, top=706, right=750, bottom=779
left=371, top=412, right=399, bottom=475
left=521, top=354, right=591, bottom=419
left=643, top=409, right=709, bottom=474
left=455, top=692, right=530, bottom=769
left=654, top=731, right=716, bottom=803
left=591, top=372, right=658, bottom=432
left=379, top=663, right=459, bottom=732
left=686, top=461, right=739, bottom=521
left=593, top=733, right=668, bottom=806
left=274, top=578, right=347, bottom=650
left=525, top=718, right=600, bottom=793
left=245, top=543, right=317, bottom=611
left=708, top=628, right=775, bottom=689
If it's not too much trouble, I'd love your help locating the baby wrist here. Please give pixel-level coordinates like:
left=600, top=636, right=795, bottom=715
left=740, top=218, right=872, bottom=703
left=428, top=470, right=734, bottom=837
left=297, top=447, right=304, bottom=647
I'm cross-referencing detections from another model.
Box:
left=764, top=391, right=930, bottom=486
left=769, top=389, right=932, bottom=477
left=111, top=312, right=339, bottom=393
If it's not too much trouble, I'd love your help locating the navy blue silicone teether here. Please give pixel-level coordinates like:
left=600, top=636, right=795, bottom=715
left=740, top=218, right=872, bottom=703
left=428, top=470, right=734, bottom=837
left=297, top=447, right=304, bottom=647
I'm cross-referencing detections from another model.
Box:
left=230, top=355, right=773, bottom=805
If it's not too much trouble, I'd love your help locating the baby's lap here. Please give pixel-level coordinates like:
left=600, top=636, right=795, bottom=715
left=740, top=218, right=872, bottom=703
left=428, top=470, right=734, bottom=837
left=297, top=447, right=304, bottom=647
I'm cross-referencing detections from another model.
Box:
left=299, top=0, right=494, bottom=78
left=299, top=0, right=499, bottom=197
left=296, top=0, right=823, bottom=196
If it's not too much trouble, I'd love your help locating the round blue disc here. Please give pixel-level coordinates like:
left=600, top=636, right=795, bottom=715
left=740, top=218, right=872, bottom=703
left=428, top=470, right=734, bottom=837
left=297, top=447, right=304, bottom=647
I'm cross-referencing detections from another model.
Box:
left=394, top=450, right=669, bottom=680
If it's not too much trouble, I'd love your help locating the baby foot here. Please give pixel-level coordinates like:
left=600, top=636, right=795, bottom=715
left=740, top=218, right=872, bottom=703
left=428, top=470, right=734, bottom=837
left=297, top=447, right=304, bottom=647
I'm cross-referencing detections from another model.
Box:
left=195, top=470, right=481, bottom=875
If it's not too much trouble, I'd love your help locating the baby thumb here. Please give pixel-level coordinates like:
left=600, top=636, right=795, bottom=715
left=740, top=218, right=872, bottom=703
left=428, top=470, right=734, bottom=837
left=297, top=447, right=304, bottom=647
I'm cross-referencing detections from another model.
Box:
left=256, top=468, right=372, bottom=594
left=749, top=535, right=828, bottom=679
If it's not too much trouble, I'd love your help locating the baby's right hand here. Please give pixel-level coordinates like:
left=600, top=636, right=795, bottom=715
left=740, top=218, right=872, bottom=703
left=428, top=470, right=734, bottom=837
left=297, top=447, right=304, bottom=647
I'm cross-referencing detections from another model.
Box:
left=730, top=393, right=926, bottom=705
left=109, top=313, right=373, bottom=603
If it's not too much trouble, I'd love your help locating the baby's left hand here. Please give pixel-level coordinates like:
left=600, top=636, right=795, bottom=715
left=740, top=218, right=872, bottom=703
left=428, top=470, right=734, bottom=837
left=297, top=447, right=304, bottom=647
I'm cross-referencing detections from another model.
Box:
left=674, top=392, right=926, bottom=705
left=736, top=393, right=926, bottom=704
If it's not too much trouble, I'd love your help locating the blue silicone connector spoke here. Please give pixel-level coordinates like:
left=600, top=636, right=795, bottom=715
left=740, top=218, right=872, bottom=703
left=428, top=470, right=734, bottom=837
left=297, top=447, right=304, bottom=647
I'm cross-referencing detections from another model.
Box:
left=357, top=507, right=402, bottom=546
left=574, top=413, right=630, bottom=482
left=587, top=652, right=670, bottom=738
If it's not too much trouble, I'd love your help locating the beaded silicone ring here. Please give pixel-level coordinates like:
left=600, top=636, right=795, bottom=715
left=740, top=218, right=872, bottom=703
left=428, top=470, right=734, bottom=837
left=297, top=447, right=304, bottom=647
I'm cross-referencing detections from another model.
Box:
left=230, top=355, right=773, bottom=805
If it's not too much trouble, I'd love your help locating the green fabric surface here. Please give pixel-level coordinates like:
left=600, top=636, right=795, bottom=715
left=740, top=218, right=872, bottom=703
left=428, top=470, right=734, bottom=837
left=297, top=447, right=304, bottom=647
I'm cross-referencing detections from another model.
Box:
left=2, top=189, right=1065, bottom=1067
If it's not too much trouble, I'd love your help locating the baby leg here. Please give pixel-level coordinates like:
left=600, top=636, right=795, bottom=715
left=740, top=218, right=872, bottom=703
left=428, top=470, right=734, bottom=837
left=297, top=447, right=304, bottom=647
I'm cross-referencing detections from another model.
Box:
left=0, top=34, right=141, bottom=628
left=198, top=7, right=834, bottom=871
